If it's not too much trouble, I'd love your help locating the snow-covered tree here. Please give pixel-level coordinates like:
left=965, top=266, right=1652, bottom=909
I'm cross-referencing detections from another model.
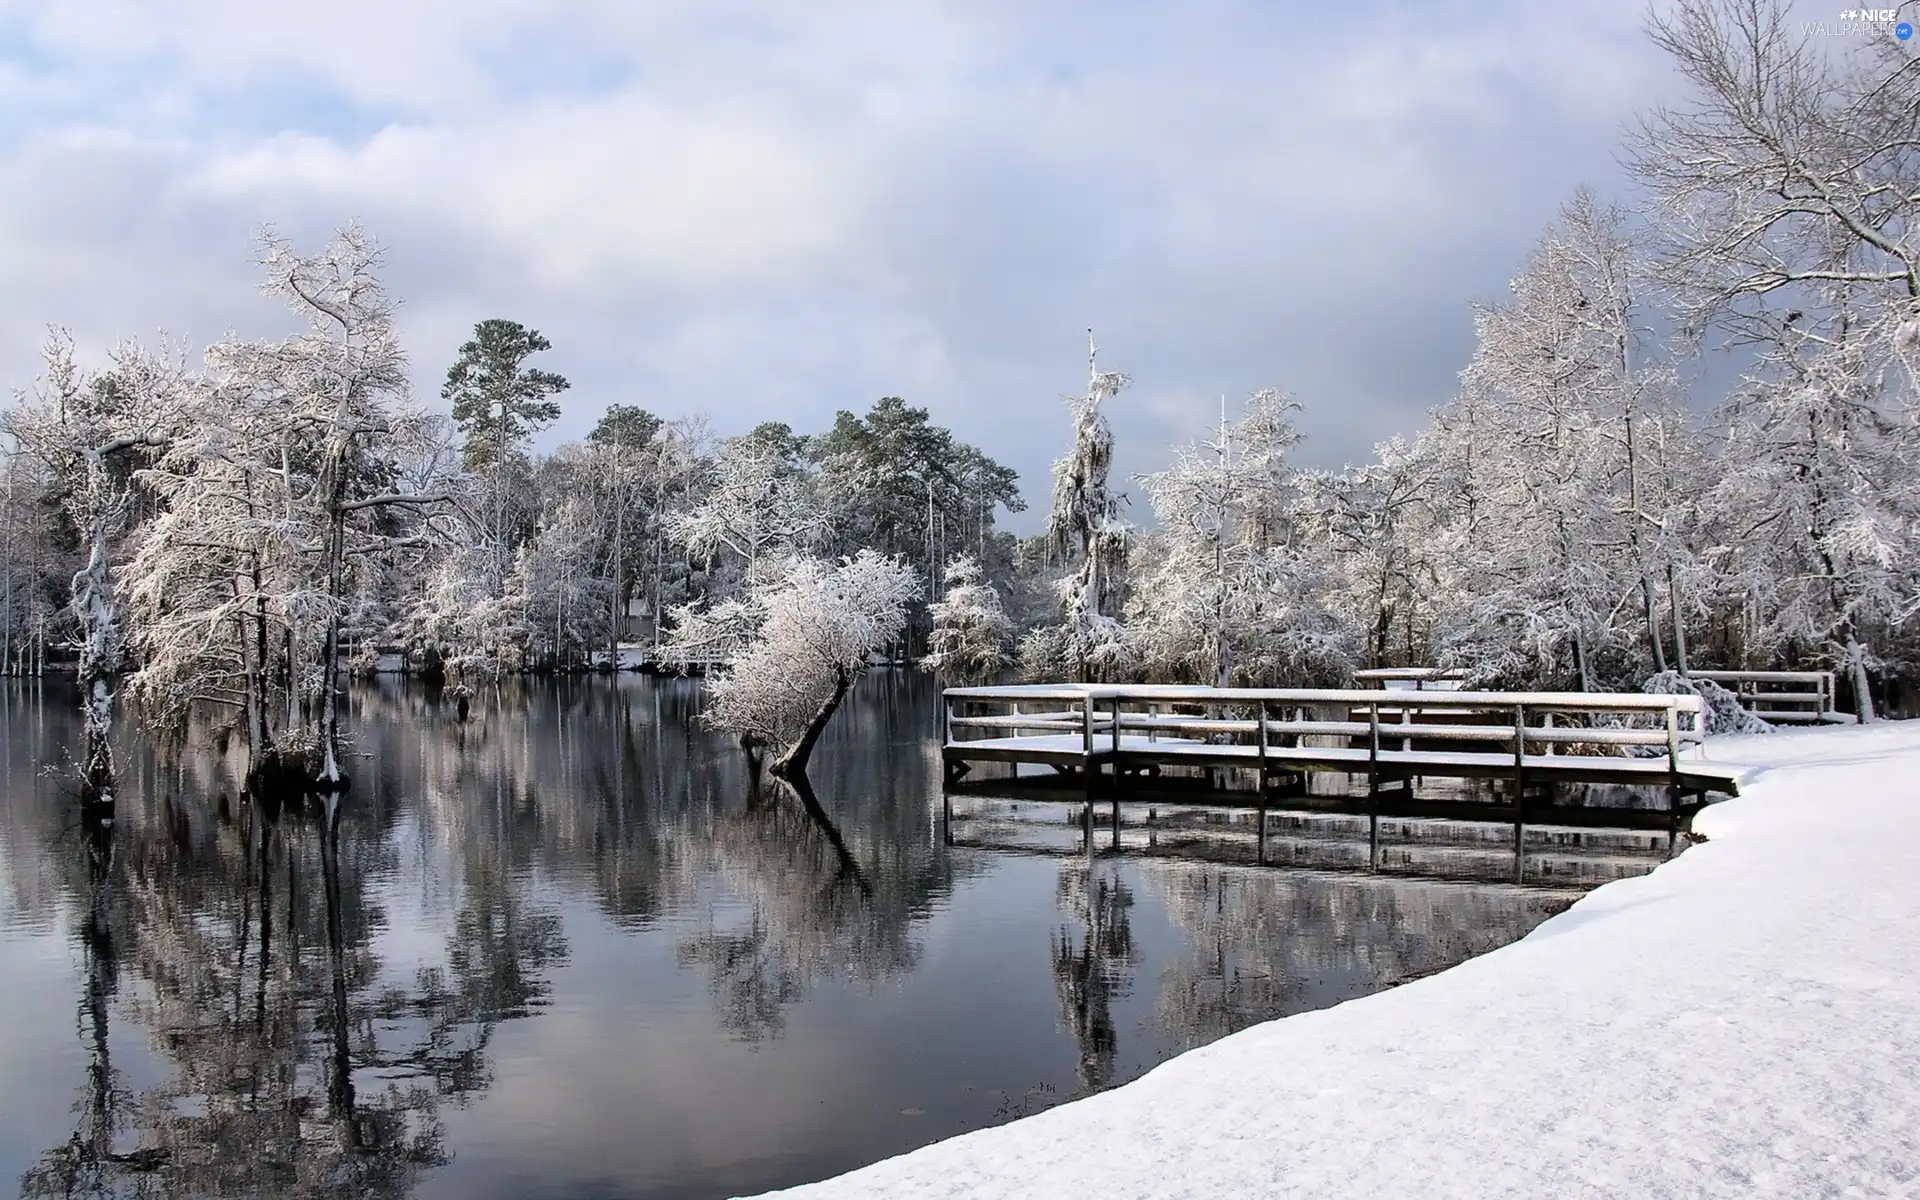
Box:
left=119, top=226, right=453, bottom=786
left=1696, top=330, right=1917, bottom=717
left=919, top=555, right=1013, bottom=682
left=399, top=544, right=520, bottom=689
left=584, top=404, right=663, bottom=662
left=670, top=550, right=917, bottom=778
left=1, top=435, right=67, bottom=676
left=1026, top=332, right=1133, bottom=682
left=1629, top=0, right=1920, bottom=714
left=442, top=319, right=569, bottom=595
left=506, top=489, right=613, bottom=669
left=4, top=334, right=181, bottom=804
left=1129, top=391, right=1347, bottom=685
left=669, top=434, right=824, bottom=591
left=1420, top=193, right=1700, bottom=690
left=1294, top=436, right=1447, bottom=672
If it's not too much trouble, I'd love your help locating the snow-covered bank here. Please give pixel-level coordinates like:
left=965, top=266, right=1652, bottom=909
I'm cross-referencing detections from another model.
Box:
left=760, top=724, right=1920, bottom=1199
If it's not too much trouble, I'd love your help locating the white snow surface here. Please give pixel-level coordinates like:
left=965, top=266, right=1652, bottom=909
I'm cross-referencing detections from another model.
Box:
left=757, top=723, right=1920, bottom=1199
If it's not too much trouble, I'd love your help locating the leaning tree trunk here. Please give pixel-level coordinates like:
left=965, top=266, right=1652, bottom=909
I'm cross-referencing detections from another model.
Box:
left=771, top=665, right=854, bottom=780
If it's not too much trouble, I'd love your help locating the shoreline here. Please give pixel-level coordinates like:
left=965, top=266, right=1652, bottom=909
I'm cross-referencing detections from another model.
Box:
left=757, top=722, right=1920, bottom=1199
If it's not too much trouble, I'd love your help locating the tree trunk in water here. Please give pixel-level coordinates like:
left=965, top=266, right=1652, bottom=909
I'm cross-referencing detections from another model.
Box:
left=772, top=666, right=853, bottom=780
left=76, top=488, right=118, bottom=807
left=316, top=475, right=350, bottom=789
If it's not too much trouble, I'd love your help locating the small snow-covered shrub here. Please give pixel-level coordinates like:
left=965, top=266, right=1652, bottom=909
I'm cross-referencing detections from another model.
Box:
left=920, top=557, right=1013, bottom=682
left=1644, top=671, right=1774, bottom=736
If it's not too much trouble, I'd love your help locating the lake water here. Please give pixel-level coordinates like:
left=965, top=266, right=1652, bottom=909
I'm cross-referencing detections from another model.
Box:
left=0, top=672, right=1633, bottom=1198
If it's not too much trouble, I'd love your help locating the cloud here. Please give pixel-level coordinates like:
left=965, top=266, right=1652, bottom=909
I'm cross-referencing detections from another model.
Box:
left=0, top=0, right=1682, bottom=528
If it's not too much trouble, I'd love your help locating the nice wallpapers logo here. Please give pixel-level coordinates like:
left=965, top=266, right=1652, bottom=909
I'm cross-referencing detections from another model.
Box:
left=1805, top=8, right=1914, bottom=37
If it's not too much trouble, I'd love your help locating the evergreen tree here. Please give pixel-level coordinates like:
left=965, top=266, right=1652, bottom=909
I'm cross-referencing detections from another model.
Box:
left=442, top=319, right=569, bottom=591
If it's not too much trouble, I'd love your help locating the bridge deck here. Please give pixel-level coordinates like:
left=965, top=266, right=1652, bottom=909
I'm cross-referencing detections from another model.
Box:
left=941, top=685, right=1740, bottom=835
left=948, top=732, right=1740, bottom=795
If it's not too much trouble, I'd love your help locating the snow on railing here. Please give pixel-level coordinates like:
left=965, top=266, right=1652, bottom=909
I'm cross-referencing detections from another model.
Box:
left=1685, top=670, right=1848, bottom=724
left=1353, top=666, right=1471, bottom=692
left=942, top=684, right=1710, bottom=780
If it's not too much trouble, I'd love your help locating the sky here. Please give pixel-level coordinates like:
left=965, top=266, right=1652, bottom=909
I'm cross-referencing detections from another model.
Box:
left=0, top=0, right=1685, bottom=532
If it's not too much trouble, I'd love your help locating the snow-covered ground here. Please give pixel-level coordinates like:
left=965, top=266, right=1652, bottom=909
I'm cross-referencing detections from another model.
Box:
left=760, top=723, right=1920, bottom=1199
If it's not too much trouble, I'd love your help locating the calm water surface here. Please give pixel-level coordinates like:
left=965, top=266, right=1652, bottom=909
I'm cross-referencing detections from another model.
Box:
left=1, top=673, right=1607, bottom=1198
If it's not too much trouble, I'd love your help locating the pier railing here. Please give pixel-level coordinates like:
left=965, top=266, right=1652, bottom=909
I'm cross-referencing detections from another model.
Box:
left=1684, top=669, right=1848, bottom=724
left=1352, top=666, right=1471, bottom=691
left=940, top=683, right=1728, bottom=797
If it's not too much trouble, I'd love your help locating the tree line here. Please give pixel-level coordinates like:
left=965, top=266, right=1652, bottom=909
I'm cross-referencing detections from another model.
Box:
left=3, top=0, right=1917, bottom=794
left=941, top=1, right=1920, bottom=725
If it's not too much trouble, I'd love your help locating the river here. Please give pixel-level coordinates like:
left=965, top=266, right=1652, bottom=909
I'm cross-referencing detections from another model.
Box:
left=0, top=672, right=1626, bottom=1198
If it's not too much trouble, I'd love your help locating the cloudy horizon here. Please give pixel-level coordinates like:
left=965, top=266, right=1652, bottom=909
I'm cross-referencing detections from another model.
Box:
left=1, top=0, right=1685, bottom=531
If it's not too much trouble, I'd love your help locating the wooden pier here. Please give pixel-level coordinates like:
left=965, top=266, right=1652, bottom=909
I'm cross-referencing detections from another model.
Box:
left=1685, top=669, right=1855, bottom=724
left=940, top=685, right=1741, bottom=836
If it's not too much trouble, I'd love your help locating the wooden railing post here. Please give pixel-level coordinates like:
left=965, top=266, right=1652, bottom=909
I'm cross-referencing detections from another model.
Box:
left=1513, top=703, right=1527, bottom=803
left=1257, top=699, right=1270, bottom=797
left=1082, top=694, right=1095, bottom=759
left=1111, top=697, right=1122, bottom=754
left=1368, top=702, right=1380, bottom=796
left=942, top=695, right=953, bottom=746
left=1666, top=704, right=1680, bottom=775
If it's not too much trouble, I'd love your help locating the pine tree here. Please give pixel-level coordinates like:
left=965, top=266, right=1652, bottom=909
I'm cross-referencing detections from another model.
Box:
left=442, top=319, right=569, bottom=592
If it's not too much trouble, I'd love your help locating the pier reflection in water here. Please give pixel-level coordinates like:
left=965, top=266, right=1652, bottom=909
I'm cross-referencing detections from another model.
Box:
left=0, top=672, right=1638, bottom=1199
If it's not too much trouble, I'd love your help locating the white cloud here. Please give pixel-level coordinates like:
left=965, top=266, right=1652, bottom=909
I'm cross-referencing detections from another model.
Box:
left=0, top=0, right=1683, bottom=525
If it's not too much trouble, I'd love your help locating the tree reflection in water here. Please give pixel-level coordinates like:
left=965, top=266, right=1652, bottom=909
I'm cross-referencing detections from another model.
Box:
left=20, top=766, right=567, bottom=1198
left=1051, top=865, right=1138, bottom=1091
left=1145, top=864, right=1572, bottom=1051
left=676, top=772, right=915, bottom=1043
left=0, top=673, right=1583, bottom=1198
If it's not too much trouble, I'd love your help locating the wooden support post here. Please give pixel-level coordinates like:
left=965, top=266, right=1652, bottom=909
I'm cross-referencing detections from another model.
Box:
left=1082, top=696, right=1094, bottom=760
left=1512, top=703, right=1527, bottom=878
left=1666, top=704, right=1680, bottom=777
left=1367, top=702, right=1381, bottom=798
left=1256, top=700, right=1270, bottom=797
left=1111, top=697, right=1122, bottom=755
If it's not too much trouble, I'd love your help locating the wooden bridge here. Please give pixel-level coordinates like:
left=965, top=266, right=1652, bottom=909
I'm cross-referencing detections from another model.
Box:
left=940, top=684, right=1742, bottom=835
